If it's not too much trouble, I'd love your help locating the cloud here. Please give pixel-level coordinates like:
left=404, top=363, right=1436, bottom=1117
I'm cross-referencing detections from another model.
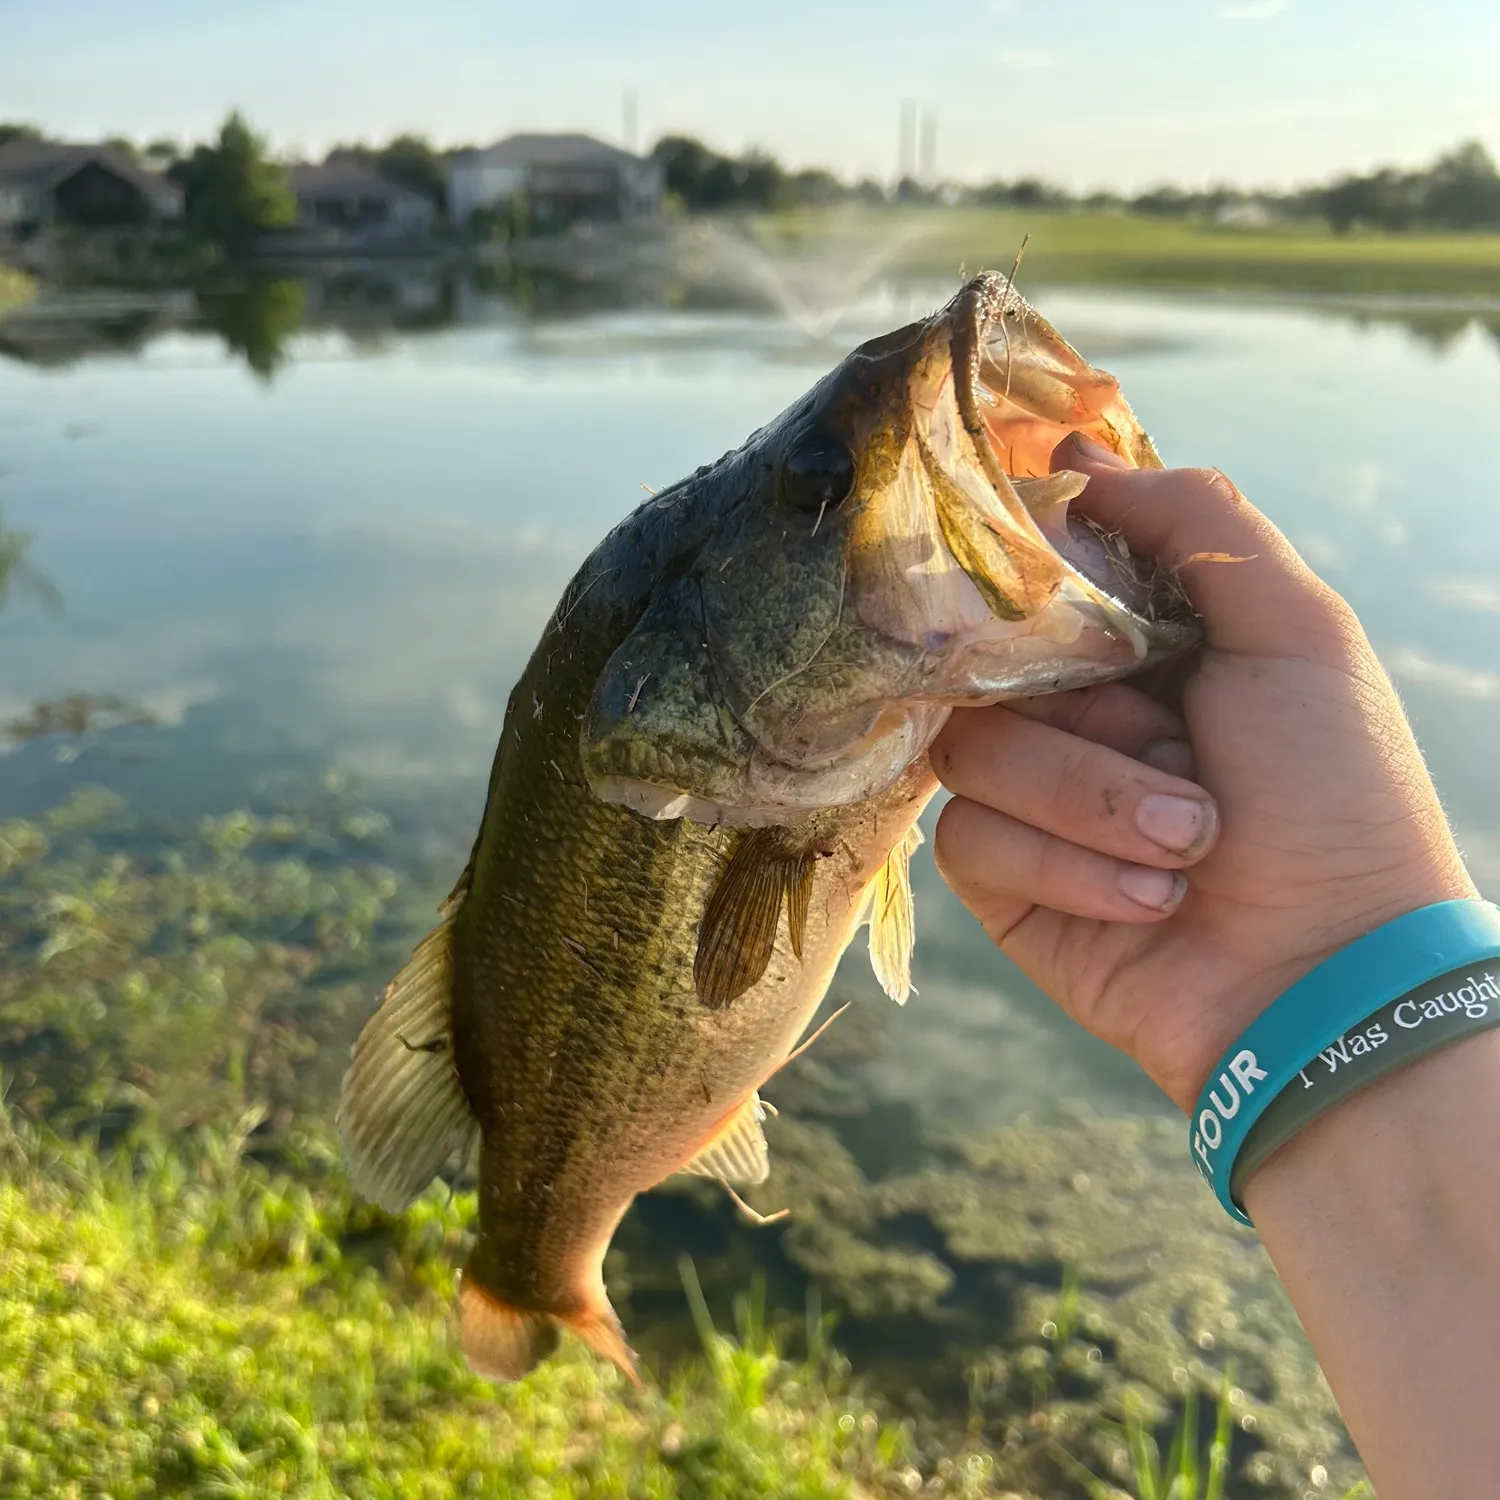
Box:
left=1459, top=830, right=1500, bottom=900
left=1427, top=579, right=1500, bottom=612
left=1388, top=647, right=1500, bottom=700
left=1218, top=0, right=1288, bottom=18
left=998, top=48, right=1058, bottom=69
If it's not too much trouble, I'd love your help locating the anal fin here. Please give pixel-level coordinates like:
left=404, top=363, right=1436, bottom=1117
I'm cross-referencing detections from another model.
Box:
left=681, top=1092, right=770, bottom=1184
left=337, top=900, right=479, bottom=1213
left=866, top=822, right=922, bottom=1004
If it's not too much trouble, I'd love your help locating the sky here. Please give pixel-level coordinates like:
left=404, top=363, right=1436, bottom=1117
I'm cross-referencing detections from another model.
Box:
left=2, top=0, right=1498, bottom=191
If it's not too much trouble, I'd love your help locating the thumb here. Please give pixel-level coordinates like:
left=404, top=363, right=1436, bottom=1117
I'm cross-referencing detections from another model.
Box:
left=1051, top=434, right=1353, bottom=662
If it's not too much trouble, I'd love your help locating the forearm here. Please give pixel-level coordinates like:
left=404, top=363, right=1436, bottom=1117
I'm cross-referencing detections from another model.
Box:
left=1242, top=1028, right=1500, bottom=1499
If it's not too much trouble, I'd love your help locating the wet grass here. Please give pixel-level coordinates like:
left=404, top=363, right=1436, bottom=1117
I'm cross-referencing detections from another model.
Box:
left=0, top=779, right=1369, bottom=1497
left=0, top=1107, right=929, bottom=1500
left=749, top=207, right=1500, bottom=296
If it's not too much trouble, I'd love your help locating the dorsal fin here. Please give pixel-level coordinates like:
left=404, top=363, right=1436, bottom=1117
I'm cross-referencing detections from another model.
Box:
left=694, top=830, right=815, bottom=1009
left=866, top=822, right=922, bottom=1004
left=681, top=1092, right=770, bottom=1184
left=337, top=878, right=480, bottom=1213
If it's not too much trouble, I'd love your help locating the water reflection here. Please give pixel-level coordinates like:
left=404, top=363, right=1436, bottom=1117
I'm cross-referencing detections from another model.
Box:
left=2, top=260, right=1496, bottom=1494
left=196, top=277, right=308, bottom=379
left=1, top=266, right=1497, bottom=1104
left=4, top=263, right=1500, bottom=378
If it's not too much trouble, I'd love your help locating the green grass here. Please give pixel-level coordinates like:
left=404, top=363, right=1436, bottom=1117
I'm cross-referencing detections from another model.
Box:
left=0, top=1111, right=931, bottom=1500
left=0, top=263, right=36, bottom=318
left=745, top=206, right=1500, bottom=295
left=0, top=785, right=1370, bottom=1498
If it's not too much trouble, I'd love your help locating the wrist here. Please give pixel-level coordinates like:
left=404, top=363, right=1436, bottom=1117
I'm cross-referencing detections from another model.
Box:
left=1242, top=1026, right=1500, bottom=1234
left=1182, top=895, right=1500, bottom=1225
left=1160, top=868, right=1481, bottom=1114
left=1241, top=1028, right=1500, bottom=1499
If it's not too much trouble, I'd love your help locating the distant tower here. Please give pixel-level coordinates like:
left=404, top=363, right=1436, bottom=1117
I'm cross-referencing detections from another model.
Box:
left=919, top=109, right=938, bottom=186
left=898, top=98, right=917, bottom=184
left=622, top=89, right=639, bottom=154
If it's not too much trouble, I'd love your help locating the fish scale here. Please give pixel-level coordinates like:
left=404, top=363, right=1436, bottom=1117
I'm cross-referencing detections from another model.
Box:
left=337, top=271, right=1201, bottom=1386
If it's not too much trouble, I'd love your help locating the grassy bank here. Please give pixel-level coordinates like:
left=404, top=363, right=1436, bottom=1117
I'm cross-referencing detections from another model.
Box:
left=0, top=781, right=1368, bottom=1497
left=746, top=208, right=1500, bottom=296
left=0, top=263, right=38, bottom=318
left=0, top=1114, right=928, bottom=1500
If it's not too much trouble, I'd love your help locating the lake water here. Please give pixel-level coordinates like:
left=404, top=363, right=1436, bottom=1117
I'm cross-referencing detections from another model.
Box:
left=3, top=270, right=1497, bottom=1134
left=2, top=269, right=1499, bottom=1487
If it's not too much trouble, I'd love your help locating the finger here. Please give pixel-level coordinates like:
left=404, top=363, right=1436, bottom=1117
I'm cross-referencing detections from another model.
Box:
left=1004, top=679, right=1187, bottom=758
left=1052, top=433, right=1356, bottom=662
left=931, top=706, right=1218, bottom=867
left=934, top=795, right=1188, bottom=932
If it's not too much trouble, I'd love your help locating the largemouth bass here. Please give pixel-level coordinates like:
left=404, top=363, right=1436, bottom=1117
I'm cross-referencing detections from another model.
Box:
left=338, top=273, right=1199, bottom=1384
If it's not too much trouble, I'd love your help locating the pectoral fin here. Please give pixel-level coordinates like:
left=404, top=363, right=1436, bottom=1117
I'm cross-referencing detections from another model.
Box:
left=681, top=1092, right=770, bottom=1184
left=337, top=884, right=480, bottom=1213
left=866, top=823, right=922, bottom=1004
left=694, top=831, right=816, bottom=1009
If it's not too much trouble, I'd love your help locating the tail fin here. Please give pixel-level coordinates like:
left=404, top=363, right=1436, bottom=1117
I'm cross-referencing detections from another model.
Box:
left=564, top=1302, right=641, bottom=1388
left=458, top=1267, right=641, bottom=1387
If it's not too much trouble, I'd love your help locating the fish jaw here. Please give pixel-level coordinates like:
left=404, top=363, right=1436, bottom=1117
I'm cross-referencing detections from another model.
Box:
left=582, top=272, right=1200, bottom=830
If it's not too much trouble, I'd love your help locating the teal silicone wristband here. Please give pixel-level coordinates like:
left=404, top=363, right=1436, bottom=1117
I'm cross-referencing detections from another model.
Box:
left=1189, top=898, right=1500, bottom=1225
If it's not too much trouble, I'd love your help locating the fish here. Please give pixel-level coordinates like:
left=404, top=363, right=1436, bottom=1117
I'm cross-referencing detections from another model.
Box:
left=336, top=271, right=1200, bottom=1386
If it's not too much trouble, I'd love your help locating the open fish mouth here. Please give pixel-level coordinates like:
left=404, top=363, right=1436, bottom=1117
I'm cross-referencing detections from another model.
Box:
left=583, top=272, right=1202, bottom=829
left=851, top=270, right=1200, bottom=698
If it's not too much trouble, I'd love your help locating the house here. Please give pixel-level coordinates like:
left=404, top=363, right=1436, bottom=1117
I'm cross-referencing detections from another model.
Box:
left=288, top=160, right=438, bottom=243
left=448, top=133, right=663, bottom=230
left=0, top=140, right=182, bottom=232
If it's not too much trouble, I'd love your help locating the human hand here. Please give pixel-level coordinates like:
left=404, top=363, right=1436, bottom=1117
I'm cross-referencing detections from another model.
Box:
left=931, top=435, right=1477, bottom=1112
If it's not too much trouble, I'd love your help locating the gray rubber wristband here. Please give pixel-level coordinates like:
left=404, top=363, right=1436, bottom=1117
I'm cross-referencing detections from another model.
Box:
left=1230, top=960, right=1500, bottom=1202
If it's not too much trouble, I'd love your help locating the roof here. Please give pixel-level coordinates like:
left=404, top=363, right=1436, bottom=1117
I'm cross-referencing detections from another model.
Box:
left=0, top=140, right=181, bottom=204
left=453, top=133, right=645, bottom=170
left=288, top=160, right=432, bottom=205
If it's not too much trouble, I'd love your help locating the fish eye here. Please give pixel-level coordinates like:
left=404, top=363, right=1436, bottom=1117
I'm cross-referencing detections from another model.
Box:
left=779, top=431, right=855, bottom=515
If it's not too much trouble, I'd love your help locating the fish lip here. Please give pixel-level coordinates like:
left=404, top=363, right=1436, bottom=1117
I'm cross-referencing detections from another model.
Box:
left=937, top=273, right=1200, bottom=646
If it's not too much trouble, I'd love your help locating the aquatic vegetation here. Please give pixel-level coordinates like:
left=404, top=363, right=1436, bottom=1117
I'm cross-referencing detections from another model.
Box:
left=0, top=784, right=415, bottom=1139
left=0, top=786, right=1369, bottom=1497
left=719, top=1107, right=1369, bottom=1497
left=0, top=509, right=62, bottom=617
left=3, top=694, right=159, bottom=747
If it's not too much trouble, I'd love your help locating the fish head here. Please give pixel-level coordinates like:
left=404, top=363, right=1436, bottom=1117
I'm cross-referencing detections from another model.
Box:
left=584, top=271, right=1201, bottom=826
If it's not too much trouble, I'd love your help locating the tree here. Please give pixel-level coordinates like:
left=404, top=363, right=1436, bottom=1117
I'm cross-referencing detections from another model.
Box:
left=650, top=135, right=795, bottom=212
left=144, top=138, right=181, bottom=170
left=0, top=123, right=43, bottom=149
left=1420, top=140, right=1500, bottom=229
left=171, top=112, right=295, bottom=251
left=374, top=134, right=448, bottom=212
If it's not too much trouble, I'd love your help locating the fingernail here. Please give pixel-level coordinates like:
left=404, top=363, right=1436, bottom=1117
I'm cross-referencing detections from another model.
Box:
left=1136, top=793, right=1217, bottom=857
left=1118, top=866, right=1187, bottom=912
left=1062, top=432, right=1129, bottom=469
left=1140, top=738, right=1196, bottom=780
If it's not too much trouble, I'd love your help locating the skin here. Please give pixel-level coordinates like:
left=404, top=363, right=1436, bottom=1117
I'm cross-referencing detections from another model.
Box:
left=932, top=432, right=1492, bottom=1499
